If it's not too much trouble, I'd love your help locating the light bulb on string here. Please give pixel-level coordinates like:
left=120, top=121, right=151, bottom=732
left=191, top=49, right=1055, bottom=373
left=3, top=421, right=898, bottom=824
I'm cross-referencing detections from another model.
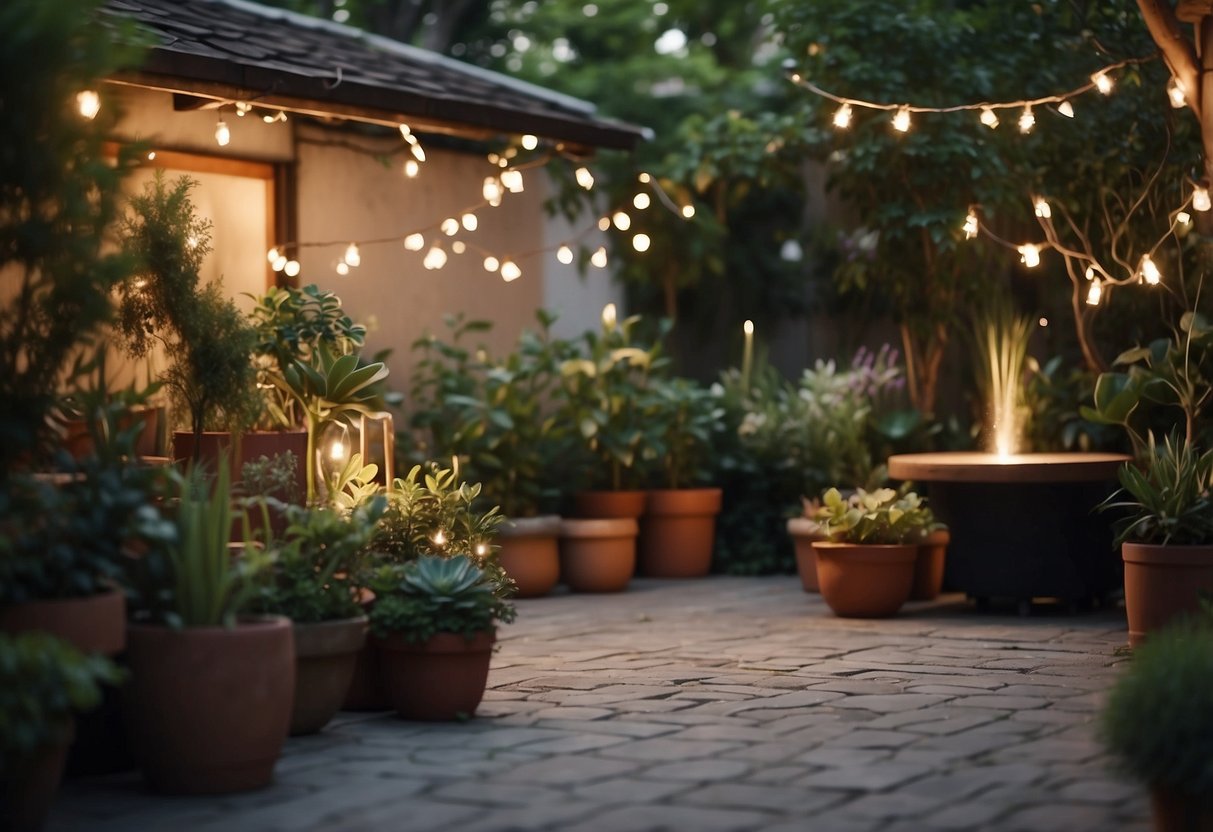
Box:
left=1057, top=100, right=1075, bottom=118
left=272, top=255, right=288, bottom=272
left=1086, top=280, right=1102, bottom=306
left=284, top=260, right=300, bottom=278
left=1178, top=211, right=1193, bottom=226
left=76, top=90, right=100, bottom=119
left=423, top=245, right=447, bottom=270
left=441, top=218, right=459, bottom=236
left=598, top=216, right=611, bottom=231
left=344, top=243, right=361, bottom=268
left=962, top=210, right=979, bottom=240
left=461, top=213, right=478, bottom=232
left=483, top=177, right=503, bottom=203
left=235, top=101, right=251, bottom=117
left=500, top=169, right=524, bottom=193
left=556, top=245, right=574, bottom=264
left=1168, top=77, right=1187, bottom=109
left=1018, top=244, right=1041, bottom=268
left=612, top=211, right=631, bottom=231
left=500, top=260, right=522, bottom=282
left=147, top=151, right=156, bottom=160
left=431, top=529, right=446, bottom=547
left=633, top=192, right=651, bottom=210
left=483, top=256, right=499, bottom=272
left=602, top=303, right=617, bottom=329
left=632, top=233, right=651, bottom=253
left=403, top=159, right=419, bottom=178
left=832, top=103, right=852, bottom=129
left=891, top=106, right=911, bottom=133
left=1018, top=106, right=1035, bottom=134
left=267, top=247, right=280, bottom=263
left=336, top=262, right=350, bottom=276
left=638, top=172, right=652, bottom=184
left=409, top=143, right=425, bottom=163
left=591, top=246, right=608, bottom=268
left=475, top=542, right=488, bottom=557
left=1141, top=255, right=1161, bottom=285
left=521, top=134, right=538, bottom=150
left=1195, top=186, right=1212, bottom=212
left=681, top=204, right=696, bottom=219
left=1033, top=198, right=1051, bottom=219
left=1092, top=71, right=1113, bottom=95
left=452, top=241, right=466, bottom=255
left=979, top=106, right=999, bottom=128
left=575, top=167, right=595, bottom=190
left=404, top=233, right=424, bottom=251
left=215, top=118, right=231, bottom=147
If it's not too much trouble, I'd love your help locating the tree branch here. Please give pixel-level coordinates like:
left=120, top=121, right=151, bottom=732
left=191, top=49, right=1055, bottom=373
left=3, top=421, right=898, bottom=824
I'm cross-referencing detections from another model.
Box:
left=1137, top=0, right=1202, bottom=116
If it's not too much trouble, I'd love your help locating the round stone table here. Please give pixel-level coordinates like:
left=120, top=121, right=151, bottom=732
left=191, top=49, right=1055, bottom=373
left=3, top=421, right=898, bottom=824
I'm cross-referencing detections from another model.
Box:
left=888, top=452, right=1131, bottom=614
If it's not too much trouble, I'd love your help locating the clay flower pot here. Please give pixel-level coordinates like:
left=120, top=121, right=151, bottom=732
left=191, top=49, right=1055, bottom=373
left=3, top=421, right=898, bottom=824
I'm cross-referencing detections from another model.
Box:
left=812, top=542, right=918, bottom=618
left=123, top=616, right=295, bottom=794
left=1, top=722, right=73, bottom=832
left=910, top=529, right=950, bottom=601
left=0, top=586, right=126, bottom=656
left=496, top=515, right=562, bottom=598
left=1122, top=542, right=1213, bottom=648
left=572, top=490, right=647, bottom=519
left=374, top=630, right=495, bottom=721
left=559, top=518, right=638, bottom=592
left=290, top=615, right=368, bottom=735
left=787, top=517, right=826, bottom=593
left=173, top=430, right=234, bottom=468
left=638, top=488, right=722, bottom=578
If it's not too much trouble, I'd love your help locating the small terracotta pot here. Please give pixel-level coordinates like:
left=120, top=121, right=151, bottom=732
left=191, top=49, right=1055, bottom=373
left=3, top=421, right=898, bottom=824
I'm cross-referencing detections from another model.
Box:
left=0, top=586, right=126, bottom=656
left=290, top=615, right=368, bottom=735
left=1, top=721, right=73, bottom=832
left=374, top=630, right=495, bottom=721
left=124, top=616, right=294, bottom=794
left=1151, top=786, right=1213, bottom=832
left=497, top=516, right=561, bottom=598
left=787, top=517, right=825, bottom=593
left=911, top=529, right=950, bottom=601
left=637, top=488, right=722, bottom=578
left=573, top=490, right=647, bottom=519
left=173, top=430, right=235, bottom=469
left=1122, top=542, right=1213, bottom=648
left=813, top=542, right=918, bottom=618
left=559, top=518, right=638, bottom=592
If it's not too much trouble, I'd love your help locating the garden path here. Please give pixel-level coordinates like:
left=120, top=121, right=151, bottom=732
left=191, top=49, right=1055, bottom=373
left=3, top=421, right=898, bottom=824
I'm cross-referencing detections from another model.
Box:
left=50, top=577, right=1147, bottom=832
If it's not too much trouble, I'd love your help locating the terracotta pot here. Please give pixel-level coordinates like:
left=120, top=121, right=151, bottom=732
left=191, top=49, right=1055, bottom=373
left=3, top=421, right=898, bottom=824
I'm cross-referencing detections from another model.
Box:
left=1151, top=786, right=1213, bottom=832
left=61, top=407, right=160, bottom=461
left=497, top=515, right=561, bottom=598
left=787, top=517, right=825, bottom=593
left=173, top=430, right=234, bottom=469
left=911, top=529, right=950, bottom=601
left=123, top=616, right=294, bottom=794
left=290, top=615, right=368, bottom=735
left=813, top=542, right=919, bottom=618
left=374, top=630, right=495, bottom=721
left=638, top=488, right=722, bottom=578
left=0, top=586, right=126, bottom=656
left=342, top=639, right=390, bottom=711
left=0, top=722, right=73, bottom=832
left=559, top=518, right=638, bottom=593
left=1122, top=542, right=1213, bottom=648
left=573, top=490, right=647, bottom=519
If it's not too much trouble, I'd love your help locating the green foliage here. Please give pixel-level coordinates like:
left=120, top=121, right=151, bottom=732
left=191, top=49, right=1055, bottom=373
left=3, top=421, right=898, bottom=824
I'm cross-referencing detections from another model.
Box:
left=240, top=451, right=302, bottom=504
left=403, top=311, right=575, bottom=517
left=812, top=486, right=939, bottom=545
left=0, top=0, right=143, bottom=468
left=367, top=554, right=516, bottom=642
left=1023, top=356, right=1123, bottom=453
left=324, top=453, right=381, bottom=512
left=1101, top=618, right=1213, bottom=796
left=1100, top=432, right=1213, bottom=547
left=0, top=633, right=124, bottom=766
left=643, top=377, right=724, bottom=489
left=251, top=497, right=385, bottom=624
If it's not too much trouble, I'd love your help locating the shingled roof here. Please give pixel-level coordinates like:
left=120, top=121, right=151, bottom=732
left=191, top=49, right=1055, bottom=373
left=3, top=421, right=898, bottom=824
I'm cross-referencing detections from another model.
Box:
left=101, top=0, right=648, bottom=151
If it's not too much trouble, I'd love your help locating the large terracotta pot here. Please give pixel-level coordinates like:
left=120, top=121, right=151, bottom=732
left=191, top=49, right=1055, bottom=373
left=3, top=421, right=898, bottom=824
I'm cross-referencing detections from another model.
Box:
left=787, top=517, right=825, bottom=593
left=374, top=630, right=495, bottom=721
left=0, top=586, right=126, bottom=656
left=813, top=542, right=918, bottom=618
left=1151, top=786, right=1213, bottom=832
left=173, top=430, right=234, bottom=469
left=123, top=616, right=294, bottom=794
left=62, top=406, right=160, bottom=460
left=290, top=615, right=368, bottom=735
left=910, top=529, right=950, bottom=601
left=559, top=518, right=638, bottom=593
left=638, top=488, right=722, bottom=578
left=0, top=722, right=73, bottom=832
left=572, top=490, right=647, bottom=519
left=497, top=515, right=561, bottom=598
left=1122, top=542, right=1213, bottom=648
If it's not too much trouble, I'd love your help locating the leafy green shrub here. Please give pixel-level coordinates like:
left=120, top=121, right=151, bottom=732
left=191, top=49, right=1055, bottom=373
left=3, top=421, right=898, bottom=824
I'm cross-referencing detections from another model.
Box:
left=367, top=555, right=516, bottom=642
left=643, top=377, right=724, bottom=489
left=240, top=452, right=302, bottom=505
left=1100, top=432, right=1213, bottom=546
left=811, top=486, right=938, bottom=545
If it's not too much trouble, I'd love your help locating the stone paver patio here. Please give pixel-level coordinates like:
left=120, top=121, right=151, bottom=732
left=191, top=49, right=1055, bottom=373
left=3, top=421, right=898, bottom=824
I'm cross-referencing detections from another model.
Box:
left=50, top=577, right=1148, bottom=831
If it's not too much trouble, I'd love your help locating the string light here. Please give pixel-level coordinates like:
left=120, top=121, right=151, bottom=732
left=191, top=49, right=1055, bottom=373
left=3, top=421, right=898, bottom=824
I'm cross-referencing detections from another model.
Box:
left=598, top=217, right=611, bottom=231
left=556, top=245, right=574, bottom=264
left=483, top=256, right=500, bottom=272
left=602, top=303, right=617, bottom=328
left=284, top=260, right=300, bottom=278
left=235, top=101, right=252, bottom=117
left=633, top=192, right=651, bottom=210
left=979, top=106, right=999, bottom=128
left=1194, top=186, right=1211, bottom=212
left=500, top=260, right=522, bottom=282
left=262, top=110, right=287, bottom=123
left=432, top=529, right=446, bottom=547
left=76, top=90, right=100, bottom=120
left=344, top=243, right=361, bottom=268
left=891, top=106, right=911, bottom=133
left=1018, top=244, right=1041, bottom=268
left=215, top=118, right=231, bottom=147
left=461, top=213, right=478, bottom=231
left=638, top=172, right=652, bottom=183
left=833, top=103, right=853, bottom=129
left=1167, top=77, right=1187, bottom=109
left=441, top=218, right=459, bottom=236
left=633, top=233, right=651, bottom=252
left=681, top=204, right=696, bottom=218
left=475, top=542, right=488, bottom=557
left=272, top=255, right=288, bottom=272
left=575, top=167, right=595, bottom=190
left=591, top=246, right=608, bottom=268
left=147, top=151, right=156, bottom=160
left=267, top=248, right=280, bottom=263
left=404, top=234, right=424, bottom=251
left=336, top=262, right=350, bottom=276
left=403, top=159, right=419, bottom=178
left=483, top=177, right=503, bottom=203
left=1018, top=106, right=1035, bottom=134
left=1178, top=211, right=1193, bottom=226
left=1092, top=71, right=1113, bottom=95
left=501, top=169, right=524, bottom=193
left=1033, top=198, right=1051, bottom=219
left=521, top=134, right=538, bottom=150
left=962, top=210, right=979, bottom=239
left=1086, top=280, right=1102, bottom=306
left=1140, top=255, right=1161, bottom=285
left=452, top=240, right=466, bottom=254
left=612, top=211, right=631, bottom=231
left=1057, top=100, right=1075, bottom=118
left=423, top=244, right=447, bottom=270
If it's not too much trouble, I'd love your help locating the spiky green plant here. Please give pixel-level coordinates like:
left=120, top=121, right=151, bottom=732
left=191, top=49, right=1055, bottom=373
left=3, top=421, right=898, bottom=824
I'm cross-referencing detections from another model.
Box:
left=1101, top=432, right=1213, bottom=546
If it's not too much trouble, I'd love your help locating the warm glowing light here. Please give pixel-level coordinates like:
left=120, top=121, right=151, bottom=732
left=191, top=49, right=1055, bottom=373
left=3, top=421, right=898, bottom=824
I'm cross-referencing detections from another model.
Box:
left=272, top=255, right=288, bottom=272
left=743, top=319, right=754, bottom=336
left=891, top=106, right=911, bottom=133
left=598, top=216, right=611, bottom=231
left=1195, top=186, right=1212, bottom=212
left=1039, top=317, right=1049, bottom=327
left=638, top=172, right=652, bottom=184
left=681, top=204, right=696, bottom=219
left=284, top=260, right=300, bottom=278
left=403, top=159, right=419, bottom=178
left=1168, top=77, right=1187, bottom=109
left=1085, top=266, right=1097, bottom=281
left=1086, top=280, right=1102, bottom=306
left=1018, top=244, right=1041, bottom=268
left=500, top=260, right=522, bottom=282
left=602, top=303, right=617, bottom=329
left=1057, top=100, right=1075, bottom=118
left=575, top=167, right=595, bottom=190
left=632, top=233, right=651, bottom=252
left=833, top=103, right=852, bottom=129
left=979, top=106, right=999, bottom=128
left=1018, top=106, right=1035, bottom=134
left=404, top=233, right=424, bottom=251
left=329, top=440, right=346, bottom=461
left=432, top=529, right=447, bottom=546
left=423, top=245, right=447, bottom=270
left=483, top=177, right=503, bottom=203
left=452, top=241, right=466, bottom=254
left=267, top=247, right=280, bottom=263
left=557, top=244, right=574, bottom=264
left=1179, top=211, right=1193, bottom=226
left=344, top=243, right=361, bottom=268
left=483, top=256, right=500, bottom=272
left=1092, top=71, right=1113, bottom=94
left=215, top=119, right=231, bottom=146
left=521, top=134, right=538, bottom=150
left=441, top=218, right=459, bottom=236
left=501, top=169, right=524, bottom=193
left=336, top=262, right=350, bottom=276
left=1033, top=198, right=1051, bottom=219
left=633, top=192, right=651, bottom=210
left=410, top=143, right=426, bottom=163
left=147, top=151, right=156, bottom=161
left=77, top=90, right=101, bottom=119
left=235, top=101, right=251, bottom=117
left=1141, top=255, right=1161, bottom=285
left=399, top=124, right=412, bottom=139
left=612, top=211, right=631, bottom=231
left=461, top=213, right=478, bottom=231
left=475, top=542, right=488, bottom=557
left=963, top=210, right=979, bottom=239
left=591, top=246, right=608, bottom=268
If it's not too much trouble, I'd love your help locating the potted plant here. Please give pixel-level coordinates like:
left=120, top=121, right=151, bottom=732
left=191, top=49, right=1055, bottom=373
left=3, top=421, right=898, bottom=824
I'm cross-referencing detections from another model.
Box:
left=366, top=554, right=515, bottom=721
left=0, top=632, right=123, bottom=832
left=638, top=377, right=725, bottom=578
left=810, top=486, right=939, bottom=618
left=1101, top=618, right=1213, bottom=830
left=249, top=496, right=384, bottom=735
left=121, top=462, right=292, bottom=794
left=1100, top=432, right=1213, bottom=647
left=404, top=312, right=573, bottom=597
